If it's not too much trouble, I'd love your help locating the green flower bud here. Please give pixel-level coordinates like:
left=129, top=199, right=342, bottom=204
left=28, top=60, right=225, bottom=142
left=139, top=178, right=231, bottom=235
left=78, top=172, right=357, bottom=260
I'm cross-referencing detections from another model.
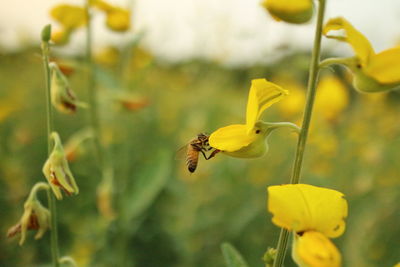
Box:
left=7, top=183, right=51, bottom=245
left=41, top=24, right=52, bottom=43
left=49, top=62, right=87, bottom=114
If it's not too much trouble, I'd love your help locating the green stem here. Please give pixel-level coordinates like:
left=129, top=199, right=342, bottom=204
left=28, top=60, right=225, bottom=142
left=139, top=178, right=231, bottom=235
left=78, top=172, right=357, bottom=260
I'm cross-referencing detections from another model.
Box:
left=27, top=182, right=50, bottom=202
left=260, top=121, right=301, bottom=135
left=272, top=1, right=326, bottom=267
left=41, top=36, right=60, bottom=267
left=85, top=2, right=104, bottom=169
left=319, top=57, right=356, bottom=69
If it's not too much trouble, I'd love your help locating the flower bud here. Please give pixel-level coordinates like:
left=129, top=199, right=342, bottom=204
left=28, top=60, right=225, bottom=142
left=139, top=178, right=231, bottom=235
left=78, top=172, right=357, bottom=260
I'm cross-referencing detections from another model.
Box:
left=41, top=24, right=52, bottom=43
left=7, top=183, right=51, bottom=245
left=261, top=0, right=314, bottom=24
left=292, top=231, right=341, bottom=267
left=43, top=132, right=79, bottom=200
left=49, top=62, right=87, bottom=114
left=263, top=247, right=277, bottom=267
left=106, top=9, right=130, bottom=32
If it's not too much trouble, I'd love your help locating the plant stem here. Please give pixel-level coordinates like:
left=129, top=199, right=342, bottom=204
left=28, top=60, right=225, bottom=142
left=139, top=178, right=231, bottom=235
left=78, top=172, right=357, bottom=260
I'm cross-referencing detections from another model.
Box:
left=319, top=57, right=356, bottom=69
left=85, top=2, right=104, bottom=170
left=41, top=39, right=60, bottom=267
left=272, top=1, right=326, bottom=267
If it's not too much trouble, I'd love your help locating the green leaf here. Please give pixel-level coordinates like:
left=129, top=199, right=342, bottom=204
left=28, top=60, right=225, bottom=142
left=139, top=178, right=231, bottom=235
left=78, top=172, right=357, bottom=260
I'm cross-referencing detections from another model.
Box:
left=221, top=242, right=250, bottom=267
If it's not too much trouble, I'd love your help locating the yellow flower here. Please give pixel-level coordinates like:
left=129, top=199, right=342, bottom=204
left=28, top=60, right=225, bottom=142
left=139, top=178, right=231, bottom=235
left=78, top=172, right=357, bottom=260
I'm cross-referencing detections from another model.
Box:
left=209, top=79, right=299, bottom=158
left=51, top=29, right=71, bottom=46
left=274, top=75, right=306, bottom=119
left=50, top=4, right=86, bottom=45
left=106, top=8, right=130, bottom=32
left=261, top=0, right=313, bottom=24
left=267, top=184, right=347, bottom=267
left=50, top=5, right=87, bottom=29
left=43, top=132, right=79, bottom=200
left=91, top=0, right=131, bottom=32
left=267, top=184, right=348, bottom=238
left=292, top=231, right=341, bottom=267
left=314, top=76, right=349, bottom=122
left=323, top=17, right=400, bottom=93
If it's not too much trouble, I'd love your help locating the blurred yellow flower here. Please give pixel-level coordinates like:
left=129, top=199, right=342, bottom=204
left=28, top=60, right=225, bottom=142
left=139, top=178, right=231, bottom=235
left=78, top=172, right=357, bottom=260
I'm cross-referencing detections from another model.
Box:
left=267, top=184, right=348, bottom=238
left=274, top=76, right=306, bottom=119
left=95, top=46, right=120, bottom=66
left=323, top=17, right=400, bottom=93
left=209, top=79, right=298, bottom=158
left=261, top=0, right=313, bottom=24
left=50, top=5, right=87, bottom=29
left=91, top=0, right=131, bottom=32
left=50, top=4, right=86, bottom=45
left=314, top=76, right=349, bottom=122
left=97, top=171, right=116, bottom=221
left=43, top=132, right=79, bottom=200
left=106, top=8, right=130, bottom=32
left=292, top=231, right=341, bottom=267
left=51, top=29, right=71, bottom=46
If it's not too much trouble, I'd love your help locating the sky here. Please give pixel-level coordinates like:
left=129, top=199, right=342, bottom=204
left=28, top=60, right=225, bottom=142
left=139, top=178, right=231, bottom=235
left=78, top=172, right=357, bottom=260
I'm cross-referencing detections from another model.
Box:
left=1, top=0, right=400, bottom=66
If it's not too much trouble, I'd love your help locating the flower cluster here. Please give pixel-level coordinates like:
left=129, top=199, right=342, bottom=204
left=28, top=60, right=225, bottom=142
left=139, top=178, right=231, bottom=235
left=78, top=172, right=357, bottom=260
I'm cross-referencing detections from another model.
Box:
left=50, top=0, right=131, bottom=45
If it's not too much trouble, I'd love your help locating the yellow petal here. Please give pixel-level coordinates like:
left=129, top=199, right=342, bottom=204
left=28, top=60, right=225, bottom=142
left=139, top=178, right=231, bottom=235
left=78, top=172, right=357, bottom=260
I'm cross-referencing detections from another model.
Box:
left=246, top=79, right=288, bottom=132
left=364, top=47, right=400, bottom=84
left=50, top=5, right=87, bottom=29
left=261, top=0, right=313, bottom=24
left=323, top=17, right=374, bottom=66
left=209, top=124, right=256, bottom=152
left=292, top=231, right=341, bottom=267
left=267, top=184, right=348, bottom=238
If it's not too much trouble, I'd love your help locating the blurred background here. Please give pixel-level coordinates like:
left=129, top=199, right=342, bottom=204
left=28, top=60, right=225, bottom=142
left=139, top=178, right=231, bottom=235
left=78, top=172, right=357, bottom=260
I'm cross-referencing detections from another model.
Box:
left=1, top=0, right=400, bottom=266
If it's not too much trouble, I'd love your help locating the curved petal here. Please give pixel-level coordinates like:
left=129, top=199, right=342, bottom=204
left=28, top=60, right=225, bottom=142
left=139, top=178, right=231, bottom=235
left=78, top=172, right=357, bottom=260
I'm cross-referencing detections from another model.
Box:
left=364, top=47, right=400, bottom=84
left=293, top=231, right=341, bottom=267
left=50, top=5, right=87, bottom=29
left=323, top=17, right=374, bottom=66
left=209, top=124, right=257, bottom=152
left=246, top=79, right=288, bottom=133
left=267, top=184, right=348, bottom=238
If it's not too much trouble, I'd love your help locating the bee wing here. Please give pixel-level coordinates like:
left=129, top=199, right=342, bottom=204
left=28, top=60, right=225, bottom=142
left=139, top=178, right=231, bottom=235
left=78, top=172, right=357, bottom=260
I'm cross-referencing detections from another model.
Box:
left=175, top=144, right=188, bottom=160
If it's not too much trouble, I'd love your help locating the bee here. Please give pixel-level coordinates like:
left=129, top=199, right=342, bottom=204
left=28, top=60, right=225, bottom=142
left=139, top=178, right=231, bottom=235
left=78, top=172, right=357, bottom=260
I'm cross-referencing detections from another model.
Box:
left=179, top=133, right=219, bottom=173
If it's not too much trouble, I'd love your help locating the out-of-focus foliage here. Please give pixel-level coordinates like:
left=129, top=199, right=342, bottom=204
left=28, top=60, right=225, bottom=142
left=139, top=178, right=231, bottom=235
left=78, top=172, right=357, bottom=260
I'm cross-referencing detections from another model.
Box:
left=0, top=45, right=399, bottom=267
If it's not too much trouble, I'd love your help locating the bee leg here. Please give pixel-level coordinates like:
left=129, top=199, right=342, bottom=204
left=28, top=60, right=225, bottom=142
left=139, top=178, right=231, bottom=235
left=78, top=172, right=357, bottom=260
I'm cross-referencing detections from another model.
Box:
left=206, top=149, right=220, bottom=160
left=200, top=150, right=208, bottom=160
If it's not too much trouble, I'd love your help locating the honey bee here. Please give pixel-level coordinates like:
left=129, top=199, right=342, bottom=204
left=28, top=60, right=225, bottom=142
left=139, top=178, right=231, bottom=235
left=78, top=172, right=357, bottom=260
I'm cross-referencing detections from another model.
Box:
left=179, top=133, right=219, bottom=173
